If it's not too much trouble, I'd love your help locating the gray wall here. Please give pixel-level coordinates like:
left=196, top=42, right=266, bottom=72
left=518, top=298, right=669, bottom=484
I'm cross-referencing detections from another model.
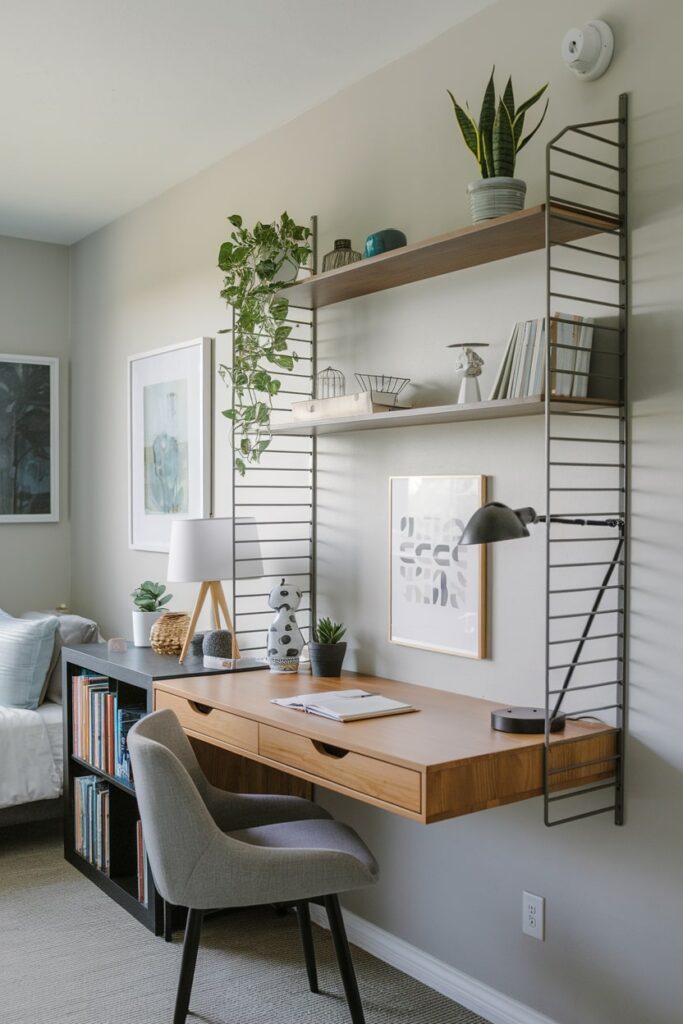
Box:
left=68, top=1, right=683, bottom=1021
left=0, top=235, right=70, bottom=613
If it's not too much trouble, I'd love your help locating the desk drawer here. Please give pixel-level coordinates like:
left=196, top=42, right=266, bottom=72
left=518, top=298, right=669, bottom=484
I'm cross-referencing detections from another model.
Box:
left=155, top=689, right=258, bottom=754
left=259, top=724, right=421, bottom=813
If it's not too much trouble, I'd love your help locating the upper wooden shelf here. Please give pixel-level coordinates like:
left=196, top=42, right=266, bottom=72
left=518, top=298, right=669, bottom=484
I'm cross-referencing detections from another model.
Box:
left=281, top=203, right=618, bottom=310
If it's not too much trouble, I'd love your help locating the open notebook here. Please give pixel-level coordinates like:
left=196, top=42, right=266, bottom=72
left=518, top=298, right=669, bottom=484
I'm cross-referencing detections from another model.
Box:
left=271, top=688, right=416, bottom=722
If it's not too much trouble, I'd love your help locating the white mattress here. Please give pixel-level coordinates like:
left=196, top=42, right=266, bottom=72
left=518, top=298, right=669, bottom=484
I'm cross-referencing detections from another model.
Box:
left=0, top=701, right=63, bottom=809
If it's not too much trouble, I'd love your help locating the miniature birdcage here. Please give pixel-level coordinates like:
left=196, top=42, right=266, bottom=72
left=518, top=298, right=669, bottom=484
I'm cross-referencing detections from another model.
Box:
left=316, top=366, right=346, bottom=400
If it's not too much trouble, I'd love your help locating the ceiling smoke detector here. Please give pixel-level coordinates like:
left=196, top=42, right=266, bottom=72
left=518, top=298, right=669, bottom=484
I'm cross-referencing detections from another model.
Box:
left=561, top=20, right=614, bottom=81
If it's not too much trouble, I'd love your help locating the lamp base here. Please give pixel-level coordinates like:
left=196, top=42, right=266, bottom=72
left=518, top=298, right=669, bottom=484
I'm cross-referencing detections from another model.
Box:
left=490, top=706, right=566, bottom=734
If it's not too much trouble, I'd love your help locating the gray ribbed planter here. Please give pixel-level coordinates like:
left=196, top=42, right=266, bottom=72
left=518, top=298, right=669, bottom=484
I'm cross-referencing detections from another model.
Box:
left=467, top=177, right=527, bottom=223
left=309, top=641, right=347, bottom=678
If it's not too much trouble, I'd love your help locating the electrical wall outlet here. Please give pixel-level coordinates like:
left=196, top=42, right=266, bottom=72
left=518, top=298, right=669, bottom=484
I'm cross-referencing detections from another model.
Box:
left=522, top=891, right=545, bottom=940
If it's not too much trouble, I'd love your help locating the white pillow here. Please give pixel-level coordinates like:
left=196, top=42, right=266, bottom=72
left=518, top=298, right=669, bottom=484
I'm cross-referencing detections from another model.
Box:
left=21, top=612, right=100, bottom=703
left=0, top=610, right=58, bottom=709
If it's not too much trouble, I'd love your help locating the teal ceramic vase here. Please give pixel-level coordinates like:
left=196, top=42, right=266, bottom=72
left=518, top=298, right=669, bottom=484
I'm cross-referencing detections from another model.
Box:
left=363, top=228, right=407, bottom=258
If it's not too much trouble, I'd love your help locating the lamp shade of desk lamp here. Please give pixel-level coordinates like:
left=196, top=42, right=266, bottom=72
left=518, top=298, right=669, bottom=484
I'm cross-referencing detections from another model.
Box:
left=167, top=517, right=244, bottom=664
left=459, top=501, right=624, bottom=735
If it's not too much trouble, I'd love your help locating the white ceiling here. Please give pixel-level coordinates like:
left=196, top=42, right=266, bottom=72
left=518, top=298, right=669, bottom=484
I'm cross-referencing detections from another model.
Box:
left=0, top=0, right=497, bottom=244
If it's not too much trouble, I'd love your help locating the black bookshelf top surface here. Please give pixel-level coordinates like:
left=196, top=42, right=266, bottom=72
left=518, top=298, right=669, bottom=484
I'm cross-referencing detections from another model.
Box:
left=62, top=643, right=265, bottom=688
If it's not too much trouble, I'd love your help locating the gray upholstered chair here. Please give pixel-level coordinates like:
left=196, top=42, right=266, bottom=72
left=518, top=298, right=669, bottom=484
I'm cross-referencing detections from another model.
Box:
left=128, top=708, right=378, bottom=1024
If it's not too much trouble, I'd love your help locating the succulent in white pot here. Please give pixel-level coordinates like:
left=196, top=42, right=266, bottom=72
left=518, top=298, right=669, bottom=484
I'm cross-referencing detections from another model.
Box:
left=448, top=69, right=549, bottom=224
left=131, top=581, right=173, bottom=647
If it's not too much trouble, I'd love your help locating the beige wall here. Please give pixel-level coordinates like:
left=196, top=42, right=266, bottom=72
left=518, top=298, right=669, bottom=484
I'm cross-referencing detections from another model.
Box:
left=69, top=2, right=683, bottom=1022
left=0, top=235, right=70, bottom=614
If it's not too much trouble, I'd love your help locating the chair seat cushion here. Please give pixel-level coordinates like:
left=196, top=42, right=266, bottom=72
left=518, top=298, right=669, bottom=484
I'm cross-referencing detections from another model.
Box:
left=229, top=817, right=379, bottom=883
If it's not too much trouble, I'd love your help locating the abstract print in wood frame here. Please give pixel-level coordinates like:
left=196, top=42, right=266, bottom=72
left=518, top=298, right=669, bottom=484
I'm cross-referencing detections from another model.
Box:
left=389, top=475, right=487, bottom=659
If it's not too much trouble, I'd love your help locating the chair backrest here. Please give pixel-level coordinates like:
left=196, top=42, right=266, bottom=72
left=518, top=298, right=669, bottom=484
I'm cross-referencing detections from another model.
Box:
left=127, top=709, right=220, bottom=905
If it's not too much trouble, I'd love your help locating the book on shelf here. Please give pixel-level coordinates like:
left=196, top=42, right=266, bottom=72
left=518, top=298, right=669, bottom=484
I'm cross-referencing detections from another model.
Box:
left=488, top=312, right=594, bottom=401
left=550, top=312, right=595, bottom=397
left=115, top=707, right=146, bottom=784
left=489, top=318, right=545, bottom=400
left=74, top=774, right=109, bottom=873
left=271, top=688, right=416, bottom=722
left=72, top=674, right=145, bottom=783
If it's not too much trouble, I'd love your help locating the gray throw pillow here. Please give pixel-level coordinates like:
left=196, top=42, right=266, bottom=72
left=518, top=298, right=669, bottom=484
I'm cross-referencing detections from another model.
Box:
left=0, top=611, right=59, bottom=709
left=21, top=612, right=99, bottom=703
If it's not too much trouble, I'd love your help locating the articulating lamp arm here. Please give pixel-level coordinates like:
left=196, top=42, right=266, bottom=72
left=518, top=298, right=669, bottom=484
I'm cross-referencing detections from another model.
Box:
left=532, top=512, right=625, bottom=722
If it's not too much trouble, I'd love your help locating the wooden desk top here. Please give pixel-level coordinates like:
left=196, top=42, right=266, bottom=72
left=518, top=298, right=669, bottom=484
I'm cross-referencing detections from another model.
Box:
left=155, top=670, right=616, bottom=824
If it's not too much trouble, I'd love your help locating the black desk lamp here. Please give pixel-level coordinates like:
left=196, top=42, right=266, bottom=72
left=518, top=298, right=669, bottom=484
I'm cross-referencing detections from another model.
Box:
left=459, top=501, right=624, bottom=734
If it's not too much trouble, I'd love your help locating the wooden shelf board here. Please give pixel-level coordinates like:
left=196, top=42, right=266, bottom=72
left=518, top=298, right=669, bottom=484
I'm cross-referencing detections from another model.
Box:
left=281, top=204, right=619, bottom=309
left=271, top=395, right=618, bottom=437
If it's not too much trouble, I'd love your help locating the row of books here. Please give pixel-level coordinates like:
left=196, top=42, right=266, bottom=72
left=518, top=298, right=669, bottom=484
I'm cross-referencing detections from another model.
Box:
left=489, top=313, right=594, bottom=400
left=72, top=674, right=145, bottom=783
left=73, top=776, right=148, bottom=904
left=74, top=775, right=110, bottom=872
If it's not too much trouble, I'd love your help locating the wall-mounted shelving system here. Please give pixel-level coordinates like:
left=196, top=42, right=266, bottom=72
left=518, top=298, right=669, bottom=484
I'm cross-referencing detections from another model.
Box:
left=233, top=97, right=628, bottom=827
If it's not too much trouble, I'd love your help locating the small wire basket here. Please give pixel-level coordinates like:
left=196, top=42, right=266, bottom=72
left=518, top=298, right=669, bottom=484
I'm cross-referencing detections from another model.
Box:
left=316, top=366, right=346, bottom=399
left=355, top=374, right=410, bottom=406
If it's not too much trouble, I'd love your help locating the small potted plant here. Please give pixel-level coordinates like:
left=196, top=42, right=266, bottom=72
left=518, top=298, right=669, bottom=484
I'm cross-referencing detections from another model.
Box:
left=309, top=618, right=347, bottom=678
left=448, top=69, right=548, bottom=223
left=131, top=581, right=173, bottom=648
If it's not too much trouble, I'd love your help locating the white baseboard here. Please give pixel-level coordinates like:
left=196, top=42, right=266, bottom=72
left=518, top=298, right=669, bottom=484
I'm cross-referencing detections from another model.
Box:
left=310, top=904, right=558, bottom=1024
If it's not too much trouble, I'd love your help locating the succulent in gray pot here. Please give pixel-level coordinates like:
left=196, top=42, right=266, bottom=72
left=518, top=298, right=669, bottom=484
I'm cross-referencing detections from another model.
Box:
left=448, top=69, right=549, bottom=224
left=309, top=618, right=347, bottom=678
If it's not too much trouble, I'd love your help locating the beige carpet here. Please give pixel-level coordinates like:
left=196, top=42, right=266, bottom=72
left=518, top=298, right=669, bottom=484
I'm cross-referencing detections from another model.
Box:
left=0, top=822, right=490, bottom=1024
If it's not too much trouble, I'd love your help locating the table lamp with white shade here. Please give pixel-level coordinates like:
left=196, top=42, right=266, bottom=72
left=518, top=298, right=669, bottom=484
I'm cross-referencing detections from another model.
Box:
left=167, top=517, right=259, bottom=664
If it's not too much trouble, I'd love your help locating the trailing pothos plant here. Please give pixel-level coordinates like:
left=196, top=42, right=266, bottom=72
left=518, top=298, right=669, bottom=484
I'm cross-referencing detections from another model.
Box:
left=218, top=212, right=312, bottom=475
left=448, top=68, right=549, bottom=179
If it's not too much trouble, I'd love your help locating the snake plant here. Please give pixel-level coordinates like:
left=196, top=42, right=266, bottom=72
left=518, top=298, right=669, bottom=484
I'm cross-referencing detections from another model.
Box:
left=448, top=68, right=549, bottom=179
left=313, top=618, right=346, bottom=645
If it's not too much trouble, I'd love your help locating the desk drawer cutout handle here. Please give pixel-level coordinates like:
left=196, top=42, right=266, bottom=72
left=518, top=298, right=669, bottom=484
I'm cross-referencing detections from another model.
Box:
left=188, top=701, right=214, bottom=716
left=311, top=740, right=349, bottom=760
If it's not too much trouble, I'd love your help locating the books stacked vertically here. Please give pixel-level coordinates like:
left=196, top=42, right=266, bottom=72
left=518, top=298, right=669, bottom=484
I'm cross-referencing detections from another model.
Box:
left=74, top=775, right=110, bottom=873
left=71, top=674, right=145, bottom=783
left=549, top=313, right=595, bottom=398
left=488, top=314, right=594, bottom=400
left=489, top=318, right=546, bottom=400
left=115, top=707, right=146, bottom=784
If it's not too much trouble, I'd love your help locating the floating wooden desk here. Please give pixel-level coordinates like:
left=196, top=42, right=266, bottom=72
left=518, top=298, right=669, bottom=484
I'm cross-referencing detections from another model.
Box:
left=154, top=670, right=616, bottom=825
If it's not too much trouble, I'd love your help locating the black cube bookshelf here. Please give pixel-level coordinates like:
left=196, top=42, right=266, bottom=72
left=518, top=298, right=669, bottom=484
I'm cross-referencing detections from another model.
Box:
left=62, top=643, right=263, bottom=936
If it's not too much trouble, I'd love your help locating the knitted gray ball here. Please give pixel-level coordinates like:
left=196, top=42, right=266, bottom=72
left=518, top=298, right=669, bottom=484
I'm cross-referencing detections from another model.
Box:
left=202, top=629, right=232, bottom=658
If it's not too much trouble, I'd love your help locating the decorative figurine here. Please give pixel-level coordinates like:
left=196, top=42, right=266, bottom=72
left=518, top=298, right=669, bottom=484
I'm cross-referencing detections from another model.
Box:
left=447, top=343, right=489, bottom=403
left=267, top=578, right=304, bottom=673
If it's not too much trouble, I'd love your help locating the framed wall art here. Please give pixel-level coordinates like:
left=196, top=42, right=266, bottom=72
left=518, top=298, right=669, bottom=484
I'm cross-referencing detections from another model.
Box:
left=129, top=338, right=212, bottom=551
left=0, top=354, right=59, bottom=523
left=389, top=475, right=487, bottom=659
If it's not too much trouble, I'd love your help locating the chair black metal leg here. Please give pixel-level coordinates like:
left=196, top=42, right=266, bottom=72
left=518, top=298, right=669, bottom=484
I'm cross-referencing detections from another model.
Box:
left=173, top=908, right=204, bottom=1024
left=296, top=901, right=319, bottom=993
left=324, top=895, right=365, bottom=1024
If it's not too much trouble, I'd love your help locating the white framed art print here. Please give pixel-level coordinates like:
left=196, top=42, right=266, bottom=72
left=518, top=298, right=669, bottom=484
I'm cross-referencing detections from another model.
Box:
left=0, top=354, right=59, bottom=523
left=389, top=475, right=487, bottom=659
left=129, top=338, right=212, bottom=551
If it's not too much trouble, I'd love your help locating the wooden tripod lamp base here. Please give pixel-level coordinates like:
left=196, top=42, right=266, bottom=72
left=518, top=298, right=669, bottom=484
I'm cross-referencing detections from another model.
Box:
left=178, top=581, right=241, bottom=664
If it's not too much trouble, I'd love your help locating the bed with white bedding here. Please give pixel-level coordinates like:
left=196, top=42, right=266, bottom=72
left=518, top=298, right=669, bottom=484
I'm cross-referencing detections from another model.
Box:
left=0, top=702, right=63, bottom=811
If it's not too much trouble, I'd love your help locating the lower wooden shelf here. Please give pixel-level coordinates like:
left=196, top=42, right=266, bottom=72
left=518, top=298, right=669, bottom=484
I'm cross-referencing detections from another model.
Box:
left=271, top=395, right=618, bottom=437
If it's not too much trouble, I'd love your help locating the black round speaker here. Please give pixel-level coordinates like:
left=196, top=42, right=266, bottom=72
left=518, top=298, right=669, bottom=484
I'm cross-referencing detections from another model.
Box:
left=490, top=706, right=566, bottom=734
